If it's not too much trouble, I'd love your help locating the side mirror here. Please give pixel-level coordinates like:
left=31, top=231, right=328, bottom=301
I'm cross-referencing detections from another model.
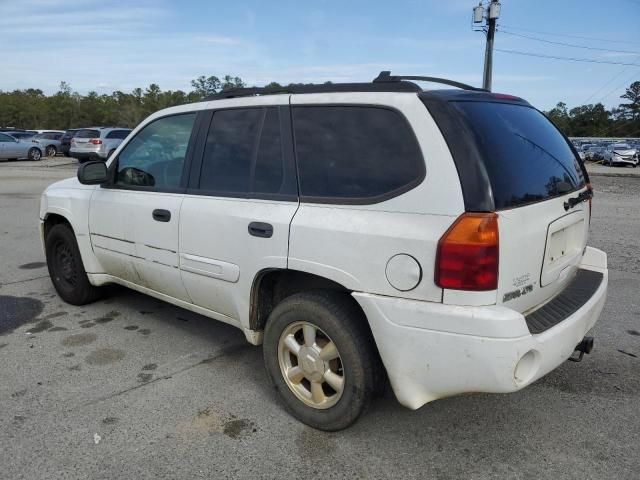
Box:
left=77, top=161, right=108, bottom=185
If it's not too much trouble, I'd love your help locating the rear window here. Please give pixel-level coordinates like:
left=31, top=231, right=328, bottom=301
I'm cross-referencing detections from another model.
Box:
left=451, top=102, right=585, bottom=209
left=75, top=129, right=100, bottom=139
left=293, top=106, right=424, bottom=202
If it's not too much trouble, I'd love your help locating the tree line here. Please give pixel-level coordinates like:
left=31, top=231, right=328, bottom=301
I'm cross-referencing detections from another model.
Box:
left=1, top=75, right=638, bottom=137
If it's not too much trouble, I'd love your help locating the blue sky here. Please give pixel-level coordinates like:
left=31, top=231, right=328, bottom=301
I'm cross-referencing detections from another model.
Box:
left=1, top=0, right=639, bottom=110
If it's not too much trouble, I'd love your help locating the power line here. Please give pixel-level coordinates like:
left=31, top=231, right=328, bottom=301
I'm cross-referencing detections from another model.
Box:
left=498, top=24, right=640, bottom=46
left=494, top=48, right=640, bottom=66
left=596, top=69, right=640, bottom=104
left=581, top=66, right=635, bottom=104
left=498, top=29, right=640, bottom=56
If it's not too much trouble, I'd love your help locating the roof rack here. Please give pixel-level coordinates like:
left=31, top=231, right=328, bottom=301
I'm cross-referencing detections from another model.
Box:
left=373, top=71, right=486, bottom=92
left=203, top=70, right=483, bottom=101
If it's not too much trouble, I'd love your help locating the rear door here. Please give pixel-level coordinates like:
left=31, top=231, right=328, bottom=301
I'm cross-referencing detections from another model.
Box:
left=179, top=99, right=298, bottom=324
left=445, top=100, right=589, bottom=313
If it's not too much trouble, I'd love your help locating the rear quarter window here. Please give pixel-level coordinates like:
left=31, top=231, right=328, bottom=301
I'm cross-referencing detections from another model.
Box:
left=292, top=106, right=424, bottom=203
left=451, top=101, right=585, bottom=209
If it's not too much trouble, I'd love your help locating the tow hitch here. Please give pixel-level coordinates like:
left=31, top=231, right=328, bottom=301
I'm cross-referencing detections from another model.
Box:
left=568, top=336, right=594, bottom=363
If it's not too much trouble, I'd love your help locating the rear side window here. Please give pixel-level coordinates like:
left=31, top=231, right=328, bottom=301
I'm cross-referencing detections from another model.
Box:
left=292, top=106, right=424, bottom=202
left=198, top=107, right=294, bottom=197
left=75, top=129, right=100, bottom=139
left=451, top=102, right=585, bottom=209
left=106, top=130, right=130, bottom=139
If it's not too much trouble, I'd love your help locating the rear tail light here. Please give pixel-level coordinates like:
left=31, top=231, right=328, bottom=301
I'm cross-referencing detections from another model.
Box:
left=89, top=138, right=102, bottom=145
left=435, top=212, right=499, bottom=291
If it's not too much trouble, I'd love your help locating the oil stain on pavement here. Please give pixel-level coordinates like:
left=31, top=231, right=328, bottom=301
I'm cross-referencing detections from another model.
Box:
left=85, top=348, right=126, bottom=365
left=61, top=333, right=97, bottom=347
left=19, top=262, right=46, bottom=270
left=0, top=296, right=44, bottom=335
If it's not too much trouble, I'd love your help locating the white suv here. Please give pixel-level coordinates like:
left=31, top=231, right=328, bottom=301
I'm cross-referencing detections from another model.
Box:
left=40, top=73, right=608, bottom=430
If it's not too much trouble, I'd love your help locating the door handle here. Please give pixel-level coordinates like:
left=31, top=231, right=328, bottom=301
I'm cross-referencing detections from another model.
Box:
left=248, top=222, right=273, bottom=238
left=152, top=209, right=171, bottom=222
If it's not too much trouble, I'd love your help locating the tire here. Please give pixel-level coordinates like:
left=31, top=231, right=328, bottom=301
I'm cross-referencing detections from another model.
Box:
left=45, top=145, right=57, bottom=157
left=28, top=147, right=42, bottom=161
left=263, top=291, right=383, bottom=431
left=45, top=223, right=101, bottom=305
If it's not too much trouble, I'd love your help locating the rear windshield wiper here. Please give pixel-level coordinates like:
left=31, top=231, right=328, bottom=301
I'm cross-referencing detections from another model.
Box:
left=564, top=188, right=593, bottom=211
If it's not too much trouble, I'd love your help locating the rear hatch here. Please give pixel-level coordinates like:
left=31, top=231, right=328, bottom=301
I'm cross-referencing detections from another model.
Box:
left=423, top=94, right=590, bottom=314
left=72, top=129, right=101, bottom=152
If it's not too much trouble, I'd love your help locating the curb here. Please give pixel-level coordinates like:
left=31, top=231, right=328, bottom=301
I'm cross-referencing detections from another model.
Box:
left=587, top=171, right=640, bottom=178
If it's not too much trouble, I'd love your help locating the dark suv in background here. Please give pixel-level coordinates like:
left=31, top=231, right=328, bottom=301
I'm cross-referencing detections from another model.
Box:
left=60, top=129, right=80, bottom=156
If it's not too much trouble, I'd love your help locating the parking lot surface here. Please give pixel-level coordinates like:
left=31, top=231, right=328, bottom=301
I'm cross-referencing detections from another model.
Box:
left=1, top=158, right=639, bottom=479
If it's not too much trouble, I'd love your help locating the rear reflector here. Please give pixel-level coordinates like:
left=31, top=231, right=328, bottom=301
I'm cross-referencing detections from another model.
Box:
left=435, top=212, right=499, bottom=291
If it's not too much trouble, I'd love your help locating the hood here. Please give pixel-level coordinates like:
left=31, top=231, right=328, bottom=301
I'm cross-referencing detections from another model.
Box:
left=613, top=149, right=636, bottom=156
left=45, top=176, right=95, bottom=191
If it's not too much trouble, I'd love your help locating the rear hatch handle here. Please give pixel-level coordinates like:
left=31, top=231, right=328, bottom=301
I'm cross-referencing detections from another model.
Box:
left=564, top=189, right=593, bottom=211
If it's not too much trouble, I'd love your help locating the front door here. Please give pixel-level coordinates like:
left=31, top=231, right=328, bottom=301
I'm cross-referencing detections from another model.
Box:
left=89, top=113, right=197, bottom=301
left=180, top=102, right=299, bottom=324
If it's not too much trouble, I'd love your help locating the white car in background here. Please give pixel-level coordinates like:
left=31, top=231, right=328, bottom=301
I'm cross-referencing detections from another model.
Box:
left=602, top=143, right=638, bottom=167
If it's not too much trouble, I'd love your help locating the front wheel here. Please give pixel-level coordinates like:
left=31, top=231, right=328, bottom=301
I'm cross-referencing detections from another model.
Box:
left=45, top=223, right=101, bottom=305
left=263, top=291, right=383, bottom=431
left=28, top=147, right=42, bottom=161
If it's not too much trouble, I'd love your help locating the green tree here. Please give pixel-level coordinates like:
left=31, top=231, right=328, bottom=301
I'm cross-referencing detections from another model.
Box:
left=619, top=81, right=640, bottom=120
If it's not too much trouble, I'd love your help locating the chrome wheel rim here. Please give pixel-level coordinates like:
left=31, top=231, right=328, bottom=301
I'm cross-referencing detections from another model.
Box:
left=46, top=147, right=55, bottom=156
left=278, top=321, right=344, bottom=409
left=31, top=149, right=41, bottom=160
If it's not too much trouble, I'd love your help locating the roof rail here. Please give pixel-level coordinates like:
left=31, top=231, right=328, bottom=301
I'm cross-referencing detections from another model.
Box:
left=373, top=71, right=486, bottom=92
left=203, top=80, right=421, bottom=101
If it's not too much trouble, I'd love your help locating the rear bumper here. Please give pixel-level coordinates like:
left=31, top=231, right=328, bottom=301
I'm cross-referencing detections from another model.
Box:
left=353, top=246, right=608, bottom=410
left=71, top=150, right=107, bottom=161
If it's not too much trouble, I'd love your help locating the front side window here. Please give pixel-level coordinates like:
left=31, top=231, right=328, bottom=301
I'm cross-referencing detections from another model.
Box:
left=293, top=106, right=425, bottom=201
left=115, top=113, right=196, bottom=190
left=198, top=107, right=292, bottom=196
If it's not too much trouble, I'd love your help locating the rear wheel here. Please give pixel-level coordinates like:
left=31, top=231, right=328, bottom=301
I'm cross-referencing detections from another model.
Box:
left=28, top=147, right=42, bottom=161
left=263, top=291, right=382, bottom=431
left=45, top=223, right=101, bottom=305
left=45, top=145, right=57, bottom=157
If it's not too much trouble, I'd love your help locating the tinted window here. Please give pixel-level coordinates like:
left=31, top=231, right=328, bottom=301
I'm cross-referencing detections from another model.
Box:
left=452, top=102, right=585, bottom=209
left=106, top=130, right=130, bottom=139
left=116, top=113, right=195, bottom=190
left=0, top=133, right=13, bottom=142
left=199, top=107, right=290, bottom=196
left=76, top=129, right=100, bottom=139
left=293, top=106, right=424, bottom=201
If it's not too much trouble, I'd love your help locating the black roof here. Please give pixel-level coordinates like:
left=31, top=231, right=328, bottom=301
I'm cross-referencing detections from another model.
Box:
left=203, top=71, right=487, bottom=101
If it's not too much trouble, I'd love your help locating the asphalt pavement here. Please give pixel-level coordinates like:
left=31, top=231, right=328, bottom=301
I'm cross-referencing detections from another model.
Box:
left=0, top=157, right=639, bottom=479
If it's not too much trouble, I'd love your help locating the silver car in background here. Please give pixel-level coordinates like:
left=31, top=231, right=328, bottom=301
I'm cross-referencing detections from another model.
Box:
left=70, top=127, right=132, bottom=162
left=603, top=143, right=639, bottom=167
left=0, top=132, right=43, bottom=160
left=33, top=131, right=64, bottom=157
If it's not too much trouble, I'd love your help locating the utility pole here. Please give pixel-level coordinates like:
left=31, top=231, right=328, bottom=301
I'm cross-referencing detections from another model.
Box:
left=473, top=1, right=501, bottom=91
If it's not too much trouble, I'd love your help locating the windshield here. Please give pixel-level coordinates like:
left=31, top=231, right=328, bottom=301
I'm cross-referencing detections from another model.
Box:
left=450, top=101, right=586, bottom=209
